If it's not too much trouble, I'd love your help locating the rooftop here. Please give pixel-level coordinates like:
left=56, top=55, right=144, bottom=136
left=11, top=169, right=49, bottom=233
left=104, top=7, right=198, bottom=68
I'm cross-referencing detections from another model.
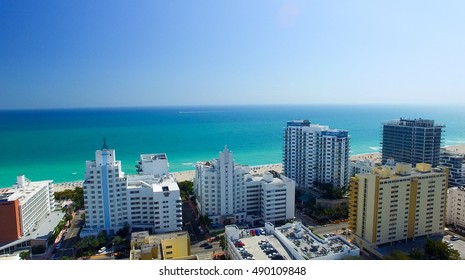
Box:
left=0, top=210, right=64, bottom=249
left=384, top=118, right=444, bottom=128
left=275, top=223, right=358, bottom=259
left=226, top=222, right=359, bottom=260
left=369, top=163, right=447, bottom=179
left=228, top=227, right=292, bottom=260
left=126, top=174, right=179, bottom=192
left=140, top=153, right=167, bottom=161
left=0, top=178, right=52, bottom=205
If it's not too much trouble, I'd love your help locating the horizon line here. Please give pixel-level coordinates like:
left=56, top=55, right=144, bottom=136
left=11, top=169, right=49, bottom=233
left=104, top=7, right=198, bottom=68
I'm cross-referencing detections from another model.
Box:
left=0, top=103, right=462, bottom=112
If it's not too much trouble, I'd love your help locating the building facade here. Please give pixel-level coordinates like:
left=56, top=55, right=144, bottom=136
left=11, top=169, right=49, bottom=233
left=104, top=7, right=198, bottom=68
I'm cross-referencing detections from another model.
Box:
left=350, top=159, right=377, bottom=177
left=130, top=231, right=191, bottom=260
left=446, top=187, right=465, bottom=230
left=83, top=143, right=182, bottom=235
left=381, top=118, right=444, bottom=167
left=349, top=163, right=447, bottom=250
left=283, top=120, right=350, bottom=189
left=126, top=174, right=182, bottom=233
left=0, top=175, right=55, bottom=243
left=440, top=150, right=465, bottom=187
left=244, top=171, right=295, bottom=225
left=83, top=144, right=127, bottom=235
left=194, top=147, right=296, bottom=226
left=194, top=146, right=249, bottom=225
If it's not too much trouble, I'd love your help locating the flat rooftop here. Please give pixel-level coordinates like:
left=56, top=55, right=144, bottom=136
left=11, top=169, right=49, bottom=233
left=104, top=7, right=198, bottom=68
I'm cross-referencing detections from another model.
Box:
left=233, top=229, right=293, bottom=260
left=140, top=153, right=167, bottom=161
left=126, top=174, right=179, bottom=192
left=0, top=179, right=52, bottom=205
left=227, top=223, right=359, bottom=260
left=0, top=210, right=64, bottom=249
left=277, top=223, right=357, bottom=259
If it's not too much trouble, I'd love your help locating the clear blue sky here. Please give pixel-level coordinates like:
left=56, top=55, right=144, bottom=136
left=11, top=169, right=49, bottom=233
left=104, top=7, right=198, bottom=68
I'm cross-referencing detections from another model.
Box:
left=1, top=0, right=465, bottom=109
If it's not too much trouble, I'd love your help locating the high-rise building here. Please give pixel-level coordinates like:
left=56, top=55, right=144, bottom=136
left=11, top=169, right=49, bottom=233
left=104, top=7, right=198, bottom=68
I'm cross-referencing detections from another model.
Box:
left=0, top=175, right=55, bottom=243
left=283, top=120, right=350, bottom=189
left=194, top=147, right=296, bottom=226
left=381, top=118, right=444, bottom=167
left=194, top=146, right=249, bottom=225
left=83, top=141, right=127, bottom=235
left=126, top=174, right=182, bottom=233
left=349, top=163, right=447, bottom=251
left=82, top=141, right=182, bottom=236
left=244, top=171, right=295, bottom=225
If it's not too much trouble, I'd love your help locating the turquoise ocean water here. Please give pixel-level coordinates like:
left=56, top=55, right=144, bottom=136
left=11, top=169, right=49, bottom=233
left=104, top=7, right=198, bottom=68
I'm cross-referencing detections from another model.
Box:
left=1, top=105, right=465, bottom=188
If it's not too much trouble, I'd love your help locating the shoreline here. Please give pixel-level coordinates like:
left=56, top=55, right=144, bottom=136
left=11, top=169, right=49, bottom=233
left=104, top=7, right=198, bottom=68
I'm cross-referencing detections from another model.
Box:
left=5, top=144, right=465, bottom=189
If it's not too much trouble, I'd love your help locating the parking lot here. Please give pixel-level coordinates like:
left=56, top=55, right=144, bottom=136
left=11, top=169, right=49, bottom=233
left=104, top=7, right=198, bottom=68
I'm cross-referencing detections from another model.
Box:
left=443, top=235, right=465, bottom=259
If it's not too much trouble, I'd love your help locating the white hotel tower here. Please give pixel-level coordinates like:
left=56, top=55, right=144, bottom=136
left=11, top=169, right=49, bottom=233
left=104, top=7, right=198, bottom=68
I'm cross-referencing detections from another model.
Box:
left=195, top=146, right=295, bottom=226
left=194, top=146, right=248, bottom=225
left=283, top=120, right=350, bottom=189
left=83, top=140, right=127, bottom=235
left=82, top=140, right=182, bottom=236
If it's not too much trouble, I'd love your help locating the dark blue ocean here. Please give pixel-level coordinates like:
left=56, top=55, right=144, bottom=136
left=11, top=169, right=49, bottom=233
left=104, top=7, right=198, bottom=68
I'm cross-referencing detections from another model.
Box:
left=1, top=105, right=465, bottom=188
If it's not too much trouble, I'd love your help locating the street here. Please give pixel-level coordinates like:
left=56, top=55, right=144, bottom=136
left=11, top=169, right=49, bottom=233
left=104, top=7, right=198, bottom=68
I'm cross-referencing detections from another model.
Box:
left=52, top=210, right=84, bottom=259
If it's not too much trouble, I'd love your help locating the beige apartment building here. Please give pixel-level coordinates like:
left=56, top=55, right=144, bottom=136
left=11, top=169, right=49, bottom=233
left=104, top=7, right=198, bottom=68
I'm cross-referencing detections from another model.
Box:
left=349, top=163, right=447, bottom=251
left=447, top=187, right=465, bottom=230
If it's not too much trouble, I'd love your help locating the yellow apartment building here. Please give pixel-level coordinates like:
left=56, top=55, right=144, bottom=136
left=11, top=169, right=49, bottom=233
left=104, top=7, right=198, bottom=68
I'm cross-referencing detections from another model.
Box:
left=130, top=231, right=191, bottom=260
left=349, top=163, right=447, bottom=252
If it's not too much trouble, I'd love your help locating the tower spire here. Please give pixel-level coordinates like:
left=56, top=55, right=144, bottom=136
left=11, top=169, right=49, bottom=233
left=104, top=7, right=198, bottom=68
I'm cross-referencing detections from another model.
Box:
left=102, top=137, right=109, bottom=150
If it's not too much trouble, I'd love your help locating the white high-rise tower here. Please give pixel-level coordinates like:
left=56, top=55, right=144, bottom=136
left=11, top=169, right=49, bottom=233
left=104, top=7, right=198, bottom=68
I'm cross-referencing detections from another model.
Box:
left=194, top=146, right=248, bottom=225
left=83, top=139, right=127, bottom=234
left=283, top=120, right=350, bottom=189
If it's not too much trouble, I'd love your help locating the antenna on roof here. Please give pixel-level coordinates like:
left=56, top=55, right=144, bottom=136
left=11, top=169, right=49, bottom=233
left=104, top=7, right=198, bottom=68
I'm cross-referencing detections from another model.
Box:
left=102, top=137, right=109, bottom=150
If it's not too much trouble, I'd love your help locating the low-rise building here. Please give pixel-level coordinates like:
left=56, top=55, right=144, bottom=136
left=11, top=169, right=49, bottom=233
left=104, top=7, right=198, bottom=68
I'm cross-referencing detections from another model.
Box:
left=225, top=222, right=359, bottom=260
left=350, top=159, right=376, bottom=177
left=130, top=231, right=191, bottom=260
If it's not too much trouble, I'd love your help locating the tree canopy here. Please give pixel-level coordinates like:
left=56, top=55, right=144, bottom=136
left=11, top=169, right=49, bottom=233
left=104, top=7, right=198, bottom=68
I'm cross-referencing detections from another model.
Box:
left=54, top=187, right=84, bottom=209
left=178, top=180, right=194, bottom=201
left=384, top=239, right=461, bottom=260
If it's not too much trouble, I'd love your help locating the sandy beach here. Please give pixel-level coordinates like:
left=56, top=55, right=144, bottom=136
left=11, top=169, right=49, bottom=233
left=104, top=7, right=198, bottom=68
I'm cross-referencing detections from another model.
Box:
left=349, top=152, right=382, bottom=163
left=53, top=181, right=83, bottom=192
left=347, top=144, right=465, bottom=165
left=443, top=144, right=465, bottom=154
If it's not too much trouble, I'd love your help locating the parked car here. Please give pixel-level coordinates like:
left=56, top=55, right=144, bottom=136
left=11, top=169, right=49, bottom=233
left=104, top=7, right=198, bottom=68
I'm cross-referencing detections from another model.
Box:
left=204, top=244, right=213, bottom=249
left=451, top=236, right=460, bottom=241
left=200, top=242, right=209, bottom=247
left=235, top=241, right=245, bottom=247
left=271, top=255, right=284, bottom=260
